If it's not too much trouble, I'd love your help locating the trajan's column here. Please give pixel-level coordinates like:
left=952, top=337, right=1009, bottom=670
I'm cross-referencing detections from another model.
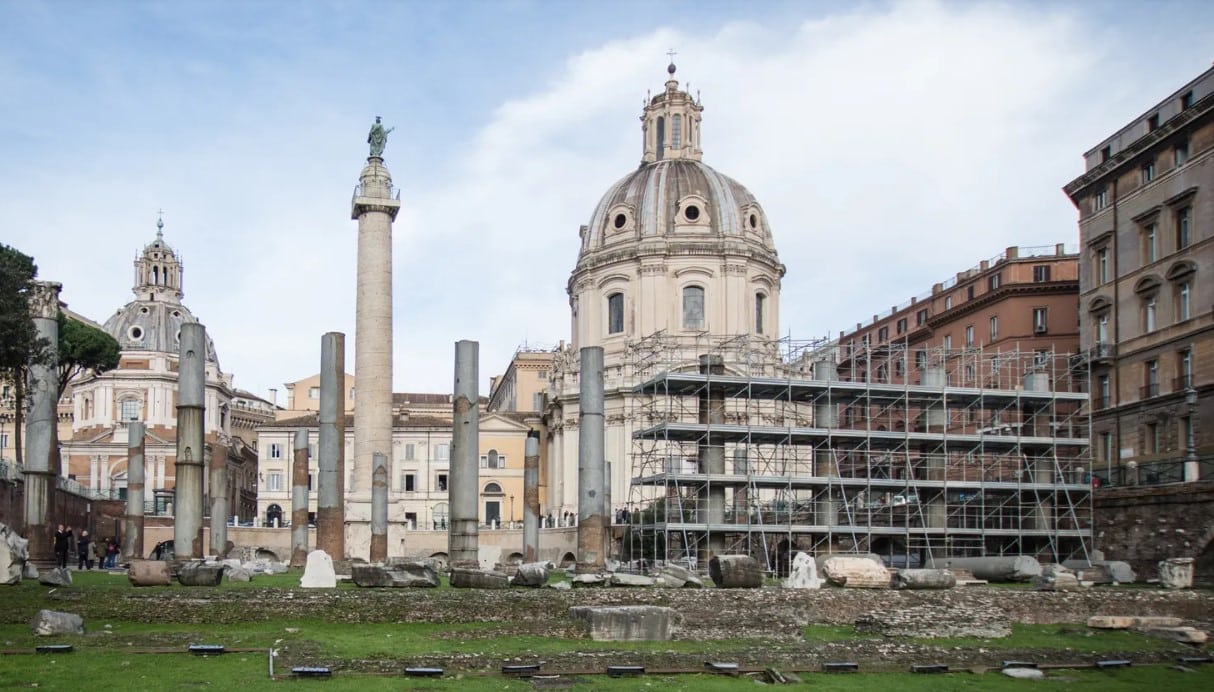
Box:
left=349, top=117, right=401, bottom=558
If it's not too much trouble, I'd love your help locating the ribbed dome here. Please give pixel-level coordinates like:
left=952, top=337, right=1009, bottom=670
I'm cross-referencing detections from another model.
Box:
left=103, top=301, right=220, bottom=368
left=578, top=159, right=778, bottom=263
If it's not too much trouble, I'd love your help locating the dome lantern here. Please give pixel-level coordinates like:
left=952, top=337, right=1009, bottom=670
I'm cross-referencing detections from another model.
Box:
left=641, top=61, right=703, bottom=164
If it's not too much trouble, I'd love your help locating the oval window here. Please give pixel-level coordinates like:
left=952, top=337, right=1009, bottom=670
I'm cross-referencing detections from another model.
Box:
left=613, top=213, right=627, bottom=229
left=129, top=326, right=143, bottom=341
left=685, top=205, right=700, bottom=221
left=749, top=213, right=758, bottom=229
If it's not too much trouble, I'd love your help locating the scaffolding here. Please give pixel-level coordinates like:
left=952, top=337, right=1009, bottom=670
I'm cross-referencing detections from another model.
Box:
left=621, top=334, right=1092, bottom=575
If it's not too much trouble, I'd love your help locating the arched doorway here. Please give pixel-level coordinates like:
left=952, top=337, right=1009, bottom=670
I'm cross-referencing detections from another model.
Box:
left=265, top=503, right=283, bottom=527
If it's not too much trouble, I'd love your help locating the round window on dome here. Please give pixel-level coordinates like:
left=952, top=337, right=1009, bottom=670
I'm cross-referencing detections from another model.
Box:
left=172, top=310, right=181, bottom=318
left=139, top=307, right=149, bottom=314
left=613, top=213, right=627, bottom=230
left=684, top=205, right=700, bottom=221
left=128, top=326, right=144, bottom=341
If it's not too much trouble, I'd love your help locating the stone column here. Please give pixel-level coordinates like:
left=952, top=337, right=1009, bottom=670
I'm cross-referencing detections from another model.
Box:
left=523, top=430, right=540, bottom=563
left=174, top=322, right=207, bottom=560
left=577, top=346, right=606, bottom=572
left=449, top=340, right=480, bottom=567
left=290, top=429, right=309, bottom=567
left=123, top=422, right=146, bottom=562
left=812, top=359, right=838, bottom=526
left=698, top=354, right=726, bottom=561
left=370, top=452, right=388, bottom=563
left=317, top=332, right=346, bottom=559
left=23, top=281, right=60, bottom=563
left=209, top=439, right=228, bottom=557
left=351, top=154, right=400, bottom=532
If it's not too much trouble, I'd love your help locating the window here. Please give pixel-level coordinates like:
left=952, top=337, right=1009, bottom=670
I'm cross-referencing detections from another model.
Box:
left=607, top=292, right=624, bottom=334
left=943, top=334, right=952, bottom=350
left=754, top=293, right=766, bottom=334
left=308, top=386, right=319, bottom=399
left=269, top=443, right=283, bottom=459
left=1032, top=307, right=1048, bottom=333
left=1099, top=431, right=1114, bottom=464
left=436, top=473, right=448, bottom=492
left=915, top=349, right=927, bottom=370
left=1144, top=223, right=1157, bottom=263
left=401, top=473, right=416, bottom=492
left=1146, top=423, right=1160, bottom=454
left=483, top=482, right=503, bottom=494
left=988, top=274, right=1001, bottom=291
left=537, top=370, right=548, bottom=380
left=1174, top=140, right=1189, bottom=167
left=1144, top=296, right=1157, bottom=333
left=1096, top=247, right=1109, bottom=284
left=944, top=296, right=953, bottom=310
left=1098, top=375, right=1110, bottom=409
left=1178, top=348, right=1193, bottom=388
left=120, top=399, right=141, bottom=422
left=916, top=308, right=928, bottom=326
left=0, top=432, right=8, bottom=450
left=266, top=472, right=284, bottom=492
left=965, top=325, right=974, bottom=347
left=434, top=443, right=449, bottom=462
left=1144, top=359, right=1159, bottom=398
left=1034, top=349, right=1050, bottom=367
left=1141, top=161, right=1155, bottom=184
left=480, top=451, right=506, bottom=469
left=671, top=114, right=682, bottom=148
left=896, top=317, right=907, bottom=335
left=682, top=286, right=705, bottom=330
left=432, top=503, right=449, bottom=528
left=1094, top=188, right=1108, bottom=211
left=1100, top=145, right=1111, bottom=162
left=349, top=387, right=356, bottom=400
left=1181, top=90, right=1195, bottom=109
left=308, top=443, right=316, bottom=460
left=966, top=285, right=975, bottom=300
left=1147, top=113, right=1159, bottom=131
left=989, top=316, right=999, bottom=341
left=878, top=326, right=889, bottom=342
left=404, top=443, right=415, bottom=460
left=655, top=116, right=665, bottom=158
left=1177, top=281, right=1191, bottom=321
left=1176, top=206, right=1191, bottom=249
left=1096, top=314, right=1109, bottom=344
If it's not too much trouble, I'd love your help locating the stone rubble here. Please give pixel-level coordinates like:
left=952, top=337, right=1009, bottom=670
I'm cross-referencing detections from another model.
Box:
left=300, top=549, right=337, bottom=588
left=821, top=556, right=891, bottom=589
left=31, top=609, right=84, bottom=636
left=1158, top=558, right=1194, bottom=589
left=709, top=554, right=763, bottom=588
left=127, top=559, right=172, bottom=587
left=854, top=602, right=1012, bottom=639
left=38, top=567, right=73, bottom=587
left=0, top=522, right=30, bottom=585
left=782, top=552, right=824, bottom=589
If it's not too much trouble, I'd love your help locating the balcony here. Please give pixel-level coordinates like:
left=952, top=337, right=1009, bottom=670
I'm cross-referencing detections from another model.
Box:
left=1140, top=383, right=1160, bottom=399
left=1088, top=343, right=1116, bottom=362
left=1174, top=375, right=1194, bottom=391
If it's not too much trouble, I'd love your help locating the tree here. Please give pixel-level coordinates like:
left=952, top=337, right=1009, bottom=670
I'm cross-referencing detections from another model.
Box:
left=57, top=314, right=120, bottom=396
left=0, top=243, right=45, bottom=465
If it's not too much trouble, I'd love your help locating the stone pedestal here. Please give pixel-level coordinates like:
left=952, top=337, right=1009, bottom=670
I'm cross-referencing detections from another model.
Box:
left=1158, top=557, right=1194, bottom=589
left=569, top=606, right=676, bottom=641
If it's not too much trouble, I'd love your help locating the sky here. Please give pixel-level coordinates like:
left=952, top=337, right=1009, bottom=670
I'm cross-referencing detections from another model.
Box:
left=1, top=0, right=1212, bottom=403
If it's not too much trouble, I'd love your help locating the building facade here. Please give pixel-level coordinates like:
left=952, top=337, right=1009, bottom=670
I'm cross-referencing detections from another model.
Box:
left=1065, top=65, right=1214, bottom=485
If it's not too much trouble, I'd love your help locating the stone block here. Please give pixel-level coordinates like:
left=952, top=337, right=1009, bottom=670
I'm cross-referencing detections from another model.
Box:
left=783, top=552, right=823, bottom=589
left=1032, top=572, right=1081, bottom=591
left=545, top=580, right=572, bottom=591
left=709, top=555, right=763, bottom=588
left=449, top=567, right=510, bottom=589
left=569, top=605, right=677, bottom=641
left=822, top=556, right=891, bottom=589
left=128, top=560, right=172, bottom=587
left=571, top=573, right=607, bottom=587
left=1087, top=615, right=1183, bottom=629
left=31, top=609, right=84, bottom=636
left=38, top=567, right=73, bottom=587
left=1064, top=560, right=1135, bottom=584
left=655, top=563, right=696, bottom=586
left=928, top=556, right=1042, bottom=582
left=1002, top=668, right=1044, bottom=680
left=610, top=572, right=656, bottom=587
left=22, top=562, right=39, bottom=580
left=226, top=566, right=253, bottom=583
left=351, top=564, right=394, bottom=587
left=511, top=562, right=551, bottom=587
left=1, top=522, right=29, bottom=585
left=178, top=562, right=225, bottom=586
left=1159, top=558, right=1194, bottom=589
left=390, top=562, right=440, bottom=587
left=1142, top=627, right=1208, bottom=644
left=891, top=568, right=955, bottom=590
left=300, top=550, right=337, bottom=588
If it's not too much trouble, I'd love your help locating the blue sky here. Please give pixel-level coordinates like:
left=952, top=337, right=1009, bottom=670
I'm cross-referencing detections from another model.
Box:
left=2, top=0, right=1213, bottom=402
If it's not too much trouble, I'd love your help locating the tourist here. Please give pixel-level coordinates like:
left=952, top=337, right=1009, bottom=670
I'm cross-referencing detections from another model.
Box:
left=76, top=530, right=92, bottom=570
left=87, top=538, right=100, bottom=570
left=105, top=537, right=119, bottom=568
left=53, top=524, right=72, bottom=569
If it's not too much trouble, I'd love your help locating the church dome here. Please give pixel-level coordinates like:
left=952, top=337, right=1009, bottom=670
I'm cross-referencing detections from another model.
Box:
left=102, top=218, right=221, bottom=369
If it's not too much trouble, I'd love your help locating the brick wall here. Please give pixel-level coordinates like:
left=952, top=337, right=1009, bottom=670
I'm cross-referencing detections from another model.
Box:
left=1094, top=479, right=1214, bottom=584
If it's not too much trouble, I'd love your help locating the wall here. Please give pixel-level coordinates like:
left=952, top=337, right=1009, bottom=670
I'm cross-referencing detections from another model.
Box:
left=1094, top=479, right=1214, bottom=585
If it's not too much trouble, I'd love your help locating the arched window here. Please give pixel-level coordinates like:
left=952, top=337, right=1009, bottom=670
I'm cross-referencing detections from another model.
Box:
left=120, top=398, right=141, bottom=422
left=151, top=266, right=159, bottom=285
left=683, top=286, right=705, bottom=330
left=432, top=503, right=449, bottom=530
left=483, top=482, right=503, bottom=495
left=755, top=293, right=766, bottom=334
left=607, top=292, right=624, bottom=334
left=671, top=114, right=682, bottom=148
left=656, top=116, right=665, bottom=159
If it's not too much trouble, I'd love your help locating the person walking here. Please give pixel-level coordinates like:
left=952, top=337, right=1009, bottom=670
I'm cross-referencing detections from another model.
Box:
left=76, top=530, right=92, bottom=570
left=87, top=538, right=100, bottom=570
left=105, top=537, right=119, bottom=568
left=53, top=524, right=72, bottom=569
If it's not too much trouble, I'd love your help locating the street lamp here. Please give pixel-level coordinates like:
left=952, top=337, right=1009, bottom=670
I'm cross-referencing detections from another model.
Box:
left=509, top=495, right=515, bottom=528
left=1185, top=387, right=1198, bottom=482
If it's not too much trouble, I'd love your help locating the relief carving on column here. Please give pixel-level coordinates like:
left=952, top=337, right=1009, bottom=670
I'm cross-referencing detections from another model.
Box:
left=28, top=281, right=63, bottom=319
